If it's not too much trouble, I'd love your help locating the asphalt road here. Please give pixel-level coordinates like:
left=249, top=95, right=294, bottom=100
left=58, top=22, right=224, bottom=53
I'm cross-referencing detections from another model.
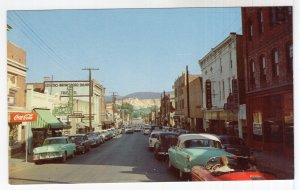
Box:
left=9, top=132, right=178, bottom=184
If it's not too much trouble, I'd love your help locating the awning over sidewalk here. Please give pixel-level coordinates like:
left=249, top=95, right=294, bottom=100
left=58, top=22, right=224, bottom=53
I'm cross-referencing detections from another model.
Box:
left=30, top=108, right=64, bottom=129
left=76, top=121, right=99, bottom=129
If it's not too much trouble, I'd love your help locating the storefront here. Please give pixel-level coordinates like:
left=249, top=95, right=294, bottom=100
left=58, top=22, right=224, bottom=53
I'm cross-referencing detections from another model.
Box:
left=247, top=89, right=293, bottom=158
left=203, top=109, right=238, bottom=135
left=8, top=111, right=37, bottom=155
left=29, top=108, right=64, bottom=149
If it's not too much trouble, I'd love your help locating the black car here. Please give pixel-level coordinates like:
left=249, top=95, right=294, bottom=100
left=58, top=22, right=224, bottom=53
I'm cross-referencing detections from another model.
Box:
left=217, top=135, right=250, bottom=156
left=153, top=132, right=179, bottom=160
left=69, top=134, right=92, bottom=154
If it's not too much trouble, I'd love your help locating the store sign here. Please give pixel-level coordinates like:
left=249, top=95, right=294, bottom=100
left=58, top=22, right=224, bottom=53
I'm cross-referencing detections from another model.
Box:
left=253, top=123, right=263, bottom=136
left=10, top=112, right=37, bottom=123
left=44, top=81, right=90, bottom=97
left=205, top=80, right=212, bottom=110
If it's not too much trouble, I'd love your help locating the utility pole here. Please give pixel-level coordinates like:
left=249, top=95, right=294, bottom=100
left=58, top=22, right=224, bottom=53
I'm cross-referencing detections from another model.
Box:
left=110, top=92, right=118, bottom=127
left=186, top=65, right=190, bottom=130
left=82, top=67, right=99, bottom=132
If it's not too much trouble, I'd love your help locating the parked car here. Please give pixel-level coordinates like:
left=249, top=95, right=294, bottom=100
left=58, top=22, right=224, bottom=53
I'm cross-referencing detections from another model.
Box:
left=168, top=133, right=233, bottom=179
left=87, top=132, right=101, bottom=147
left=94, top=132, right=105, bottom=144
left=153, top=132, right=178, bottom=160
left=99, top=131, right=108, bottom=142
left=69, top=134, right=92, bottom=154
left=217, top=135, right=250, bottom=156
left=191, top=155, right=277, bottom=181
left=148, top=131, right=162, bottom=150
left=32, top=136, right=76, bottom=164
left=143, top=127, right=151, bottom=135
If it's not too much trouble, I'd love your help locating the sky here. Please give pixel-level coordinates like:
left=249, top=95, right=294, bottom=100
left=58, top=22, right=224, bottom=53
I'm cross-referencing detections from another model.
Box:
left=7, top=8, right=242, bottom=96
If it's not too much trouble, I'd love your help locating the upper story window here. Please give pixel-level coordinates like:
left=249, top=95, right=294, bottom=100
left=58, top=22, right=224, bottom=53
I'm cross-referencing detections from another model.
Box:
left=258, top=10, right=264, bottom=34
left=260, top=56, right=267, bottom=82
left=248, top=19, right=253, bottom=41
left=272, top=49, right=280, bottom=78
left=286, top=43, right=293, bottom=74
left=271, top=7, right=287, bottom=25
left=229, top=52, right=233, bottom=68
left=249, top=60, right=255, bottom=88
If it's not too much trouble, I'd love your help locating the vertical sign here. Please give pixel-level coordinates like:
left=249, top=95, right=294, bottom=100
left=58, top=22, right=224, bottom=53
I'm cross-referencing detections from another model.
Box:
left=232, top=79, right=239, bottom=107
left=206, top=80, right=212, bottom=110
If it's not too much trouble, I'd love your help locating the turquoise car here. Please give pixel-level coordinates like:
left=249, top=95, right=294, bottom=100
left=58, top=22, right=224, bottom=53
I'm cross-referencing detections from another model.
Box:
left=168, top=133, right=233, bottom=179
left=32, top=136, right=76, bottom=164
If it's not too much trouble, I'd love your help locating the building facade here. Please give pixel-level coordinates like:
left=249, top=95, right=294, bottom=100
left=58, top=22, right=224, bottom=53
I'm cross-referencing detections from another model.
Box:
left=242, top=7, right=293, bottom=158
left=199, top=33, right=245, bottom=137
left=173, top=72, right=203, bottom=130
left=43, top=79, right=106, bottom=133
left=188, top=76, right=204, bottom=132
left=7, top=41, right=28, bottom=155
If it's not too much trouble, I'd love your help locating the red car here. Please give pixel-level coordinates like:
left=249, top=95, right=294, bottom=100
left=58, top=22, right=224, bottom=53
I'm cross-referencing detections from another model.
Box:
left=191, top=156, right=277, bottom=181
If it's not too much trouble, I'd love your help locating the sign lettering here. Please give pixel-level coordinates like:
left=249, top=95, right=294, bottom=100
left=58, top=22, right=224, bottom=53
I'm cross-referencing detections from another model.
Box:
left=10, top=112, right=37, bottom=123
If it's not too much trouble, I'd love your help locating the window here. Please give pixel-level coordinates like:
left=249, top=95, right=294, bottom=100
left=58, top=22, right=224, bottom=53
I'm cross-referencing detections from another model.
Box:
left=228, top=78, right=231, bottom=93
left=286, top=43, right=293, bottom=74
left=248, top=19, right=253, bottom=41
left=271, top=7, right=287, bottom=24
left=222, top=80, right=225, bottom=100
left=260, top=56, right=267, bottom=83
left=272, top=49, right=280, bottom=78
left=219, top=81, right=221, bottom=101
left=258, top=10, right=264, bottom=34
left=229, top=52, right=233, bottom=68
left=249, top=60, right=255, bottom=88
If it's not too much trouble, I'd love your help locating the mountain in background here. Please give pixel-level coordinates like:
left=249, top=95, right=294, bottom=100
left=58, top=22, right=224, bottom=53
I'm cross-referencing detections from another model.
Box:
left=123, top=92, right=162, bottom=99
left=105, top=91, right=171, bottom=103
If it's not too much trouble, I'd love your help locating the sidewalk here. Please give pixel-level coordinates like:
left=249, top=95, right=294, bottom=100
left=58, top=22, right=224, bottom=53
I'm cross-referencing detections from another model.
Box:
left=9, top=152, right=34, bottom=174
left=253, top=150, right=294, bottom=179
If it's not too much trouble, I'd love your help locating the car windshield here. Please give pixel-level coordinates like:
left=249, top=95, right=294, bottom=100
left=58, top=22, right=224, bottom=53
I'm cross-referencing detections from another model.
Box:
left=184, top=139, right=221, bottom=148
left=43, top=138, right=66, bottom=145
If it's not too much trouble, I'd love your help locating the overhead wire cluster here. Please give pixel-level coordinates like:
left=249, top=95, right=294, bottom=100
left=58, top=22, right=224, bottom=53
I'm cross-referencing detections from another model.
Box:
left=7, top=11, right=80, bottom=80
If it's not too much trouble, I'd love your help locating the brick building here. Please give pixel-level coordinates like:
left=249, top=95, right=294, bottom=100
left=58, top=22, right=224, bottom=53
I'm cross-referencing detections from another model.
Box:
left=7, top=41, right=28, bottom=154
left=242, top=7, right=293, bottom=158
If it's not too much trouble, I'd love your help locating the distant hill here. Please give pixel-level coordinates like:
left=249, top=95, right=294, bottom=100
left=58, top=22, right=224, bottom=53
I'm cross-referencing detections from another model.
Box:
left=105, top=91, right=172, bottom=103
left=124, top=92, right=162, bottom=99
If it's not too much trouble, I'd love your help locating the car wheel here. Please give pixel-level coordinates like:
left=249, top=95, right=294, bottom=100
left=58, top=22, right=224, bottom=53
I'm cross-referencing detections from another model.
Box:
left=71, top=151, right=75, bottom=158
left=34, top=160, right=42, bottom=165
left=179, top=170, right=184, bottom=179
left=82, top=147, right=86, bottom=154
left=61, top=152, right=67, bottom=163
left=168, top=159, right=173, bottom=170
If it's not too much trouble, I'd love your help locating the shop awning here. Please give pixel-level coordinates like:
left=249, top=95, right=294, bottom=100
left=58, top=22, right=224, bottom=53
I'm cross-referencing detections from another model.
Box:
left=76, top=121, right=99, bottom=129
left=30, top=108, right=64, bottom=129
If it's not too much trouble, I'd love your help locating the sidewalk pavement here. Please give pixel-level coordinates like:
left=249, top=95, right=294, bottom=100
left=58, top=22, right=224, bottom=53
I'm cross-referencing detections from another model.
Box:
left=9, top=152, right=34, bottom=174
left=253, top=150, right=294, bottom=179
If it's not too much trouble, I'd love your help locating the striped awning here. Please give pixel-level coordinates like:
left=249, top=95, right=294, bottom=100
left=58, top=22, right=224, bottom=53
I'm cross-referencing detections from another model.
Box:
left=30, top=108, right=64, bottom=129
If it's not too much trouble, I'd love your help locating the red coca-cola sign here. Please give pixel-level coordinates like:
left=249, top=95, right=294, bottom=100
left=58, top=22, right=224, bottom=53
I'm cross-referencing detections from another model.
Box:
left=10, top=112, right=37, bottom=123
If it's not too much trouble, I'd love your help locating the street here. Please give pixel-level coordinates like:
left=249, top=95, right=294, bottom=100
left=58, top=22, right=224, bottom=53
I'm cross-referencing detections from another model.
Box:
left=9, top=132, right=178, bottom=184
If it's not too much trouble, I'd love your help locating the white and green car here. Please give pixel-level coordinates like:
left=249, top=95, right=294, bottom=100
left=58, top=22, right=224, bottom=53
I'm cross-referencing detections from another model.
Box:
left=32, top=136, right=76, bottom=164
left=168, top=133, right=233, bottom=179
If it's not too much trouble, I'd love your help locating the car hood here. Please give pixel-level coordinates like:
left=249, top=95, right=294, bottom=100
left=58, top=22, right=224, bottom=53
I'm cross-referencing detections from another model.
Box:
left=217, top=171, right=277, bottom=180
left=34, top=144, right=64, bottom=153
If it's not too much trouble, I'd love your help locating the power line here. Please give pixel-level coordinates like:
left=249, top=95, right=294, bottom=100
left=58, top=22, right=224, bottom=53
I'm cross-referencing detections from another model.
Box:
left=8, top=12, right=79, bottom=80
